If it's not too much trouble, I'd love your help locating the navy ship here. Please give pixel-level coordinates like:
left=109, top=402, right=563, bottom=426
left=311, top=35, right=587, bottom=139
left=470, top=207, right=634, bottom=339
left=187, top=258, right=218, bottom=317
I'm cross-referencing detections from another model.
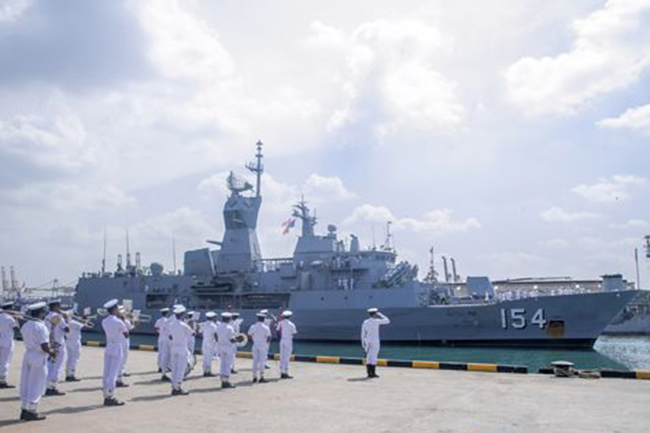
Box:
left=74, top=142, right=638, bottom=348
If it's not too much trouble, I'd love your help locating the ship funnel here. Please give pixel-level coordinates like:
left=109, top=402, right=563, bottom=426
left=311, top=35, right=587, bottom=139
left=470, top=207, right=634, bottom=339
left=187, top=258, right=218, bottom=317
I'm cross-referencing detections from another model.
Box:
left=442, top=256, right=450, bottom=283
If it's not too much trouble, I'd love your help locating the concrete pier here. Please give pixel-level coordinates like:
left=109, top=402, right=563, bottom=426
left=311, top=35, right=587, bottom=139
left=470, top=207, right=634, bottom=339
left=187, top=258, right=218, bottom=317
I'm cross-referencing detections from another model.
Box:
left=1, top=345, right=649, bottom=433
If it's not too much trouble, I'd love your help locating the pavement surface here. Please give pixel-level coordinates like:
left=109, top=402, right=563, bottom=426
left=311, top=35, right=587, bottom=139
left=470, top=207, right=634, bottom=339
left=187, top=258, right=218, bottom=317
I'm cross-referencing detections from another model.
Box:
left=1, top=345, right=649, bottom=433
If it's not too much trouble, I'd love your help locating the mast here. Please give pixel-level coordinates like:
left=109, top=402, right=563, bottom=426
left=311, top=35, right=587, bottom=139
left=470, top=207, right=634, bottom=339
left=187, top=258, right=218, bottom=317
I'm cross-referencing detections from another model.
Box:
left=101, top=228, right=107, bottom=275
left=126, top=230, right=132, bottom=269
left=246, top=140, right=264, bottom=198
left=634, top=248, right=640, bottom=289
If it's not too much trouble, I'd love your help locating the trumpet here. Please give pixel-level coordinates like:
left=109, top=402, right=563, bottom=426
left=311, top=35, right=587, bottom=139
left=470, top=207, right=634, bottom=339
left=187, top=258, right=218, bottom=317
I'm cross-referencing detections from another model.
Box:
left=6, top=310, right=40, bottom=322
left=62, top=310, right=97, bottom=326
left=234, top=333, right=249, bottom=348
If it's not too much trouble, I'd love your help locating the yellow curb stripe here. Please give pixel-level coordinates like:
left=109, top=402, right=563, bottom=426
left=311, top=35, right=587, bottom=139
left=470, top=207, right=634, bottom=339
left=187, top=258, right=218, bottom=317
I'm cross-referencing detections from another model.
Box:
left=138, top=345, right=156, bottom=351
left=86, top=341, right=101, bottom=347
left=376, top=359, right=388, bottom=367
left=468, top=363, right=498, bottom=372
left=412, top=361, right=440, bottom=369
left=636, top=371, right=650, bottom=380
left=316, top=356, right=340, bottom=364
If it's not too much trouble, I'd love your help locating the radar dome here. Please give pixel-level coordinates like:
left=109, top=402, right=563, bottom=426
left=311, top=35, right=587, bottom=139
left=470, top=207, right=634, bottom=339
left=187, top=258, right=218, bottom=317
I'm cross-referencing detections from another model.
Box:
left=150, top=262, right=164, bottom=276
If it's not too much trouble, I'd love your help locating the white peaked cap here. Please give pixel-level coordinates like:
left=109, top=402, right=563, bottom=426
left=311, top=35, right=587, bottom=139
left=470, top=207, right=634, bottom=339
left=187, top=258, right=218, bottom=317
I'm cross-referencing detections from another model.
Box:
left=27, top=301, right=47, bottom=311
left=205, top=312, right=217, bottom=319
left=173, top=305, right=187, bottom=314
left=256, top=312, right=266, bottom=318
left=282, top=310, right=293, bottom=317
left=367, top=307, right=379, bottom=314
left=104, top=299, right=119, bottom=309
left=260, top=309, right=268, bottom=314
left=221, top=312, right=232, bottom=319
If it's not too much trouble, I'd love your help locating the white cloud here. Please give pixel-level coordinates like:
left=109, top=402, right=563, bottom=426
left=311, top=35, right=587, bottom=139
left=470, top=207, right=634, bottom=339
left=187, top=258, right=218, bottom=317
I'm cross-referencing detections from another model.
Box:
left=609, top=218, right=649, bottom=229
left=505, top=0, right=650, bottom=115
left=598, top=102, right=650, bottom=134
left=0, top=0, right=31, bottom=22
left=303, top=174, right=356, bottom=202
left=543, top=238, right=571, bottom=249
left=572, top=174, right=646, bottom=202
left=343, top=204, right=480, bottom=235
left=316, top=19, right=464, bottom=134
left=540, top=206, right=601, bottom=222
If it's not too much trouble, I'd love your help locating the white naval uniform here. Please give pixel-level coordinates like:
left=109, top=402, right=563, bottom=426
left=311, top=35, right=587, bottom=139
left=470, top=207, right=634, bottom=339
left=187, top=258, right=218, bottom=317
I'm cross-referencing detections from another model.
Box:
left=263, top=317, right=274, bottom=367
left=216, top=322, right=235, bottom=380
left=119, top=318, right=134, bottom=379
left=0, top=312, right=18, bottom=384
left=361, top=313, right=390, bottom=365
left=154, top=316, right=170, bottom=373
left=65, top=319, right=84, bottom=377
left=230, top=318, right=243, bottom=369
left=46, top=312, right=68, bottom=389
left=102, top=315, right=127, bottom=398
left=277, top=319, right=297, bottom=374
left=248, top=322, right=270, bottom=378
left=167, top=318, right=193, bottom=390
left=200, top=321, right=218, bottom=373
left=19, top=320, right=49, bottom=411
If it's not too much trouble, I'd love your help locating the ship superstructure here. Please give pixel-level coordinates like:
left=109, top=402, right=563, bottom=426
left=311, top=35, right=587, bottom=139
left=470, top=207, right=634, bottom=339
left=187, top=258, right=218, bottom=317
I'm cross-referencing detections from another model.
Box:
left=74, top=142, right=639, bottom=348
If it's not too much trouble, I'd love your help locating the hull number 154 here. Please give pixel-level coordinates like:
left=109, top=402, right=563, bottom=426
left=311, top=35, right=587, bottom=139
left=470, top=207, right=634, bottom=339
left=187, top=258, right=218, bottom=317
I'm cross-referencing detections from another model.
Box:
left=500, top=308, right=547, bottom=329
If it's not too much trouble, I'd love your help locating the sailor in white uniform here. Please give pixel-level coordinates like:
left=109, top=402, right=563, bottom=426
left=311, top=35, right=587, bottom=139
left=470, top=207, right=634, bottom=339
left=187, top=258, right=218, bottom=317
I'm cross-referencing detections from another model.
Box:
left=167, top=305, right=193, bottom=396
left=154, top=308, right=171, bottom=380
left=101, top=299, right=128, bottom=406
left=19, top=301, right=55, bottom=421
left=64, top=315, right=87, bottom=382
left=230, top=312, right=243, bottom=373
left=186, top=311, right=198, bottom=360
left=361, top=308, right=390, bottom=378
left=117, top=306, right=133, bottom=386
left=248, top=312, right=271, bottom=383
left=277, top=310, right=297, bottom=379
left=216, top=312, right=237, bottom=388
left=45, top=299, right=68, bottom=396
left=0, top=301, right=19, bottom=388
left=260, top=309, right=275, bottom=369
left=200, top=312, right=218, bottom=377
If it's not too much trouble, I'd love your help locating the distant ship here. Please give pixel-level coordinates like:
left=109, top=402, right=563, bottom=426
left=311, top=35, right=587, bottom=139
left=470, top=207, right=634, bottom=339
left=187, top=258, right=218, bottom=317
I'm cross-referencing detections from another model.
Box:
left=73, top=141, right=639, bottom=348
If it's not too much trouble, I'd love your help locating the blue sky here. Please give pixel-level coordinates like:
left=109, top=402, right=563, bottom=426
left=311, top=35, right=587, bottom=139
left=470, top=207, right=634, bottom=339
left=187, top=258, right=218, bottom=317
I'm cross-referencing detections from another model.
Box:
left=0, top=0, right=649, bottom=289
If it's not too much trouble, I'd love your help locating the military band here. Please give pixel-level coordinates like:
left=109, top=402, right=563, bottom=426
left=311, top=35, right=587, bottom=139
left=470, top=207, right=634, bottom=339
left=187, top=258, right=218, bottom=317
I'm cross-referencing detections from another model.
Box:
left=2, top=300, right=392, bottom=422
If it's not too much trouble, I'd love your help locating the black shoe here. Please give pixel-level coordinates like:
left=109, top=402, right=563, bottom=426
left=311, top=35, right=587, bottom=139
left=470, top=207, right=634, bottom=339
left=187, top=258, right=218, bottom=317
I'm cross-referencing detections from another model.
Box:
left=231, top=368, right=238, bottom=374
left=259, top=377, right=268, bottom=383
left=122, top=372, right=131, bottom=377
left=65, top=376, right=80, bottom=382
left=221, top=381, right=236, bottom=389
left=45, top=388, right=66, bottom=396
left=161, top=375, right=170, bottom=382
left=0, top=382, right=15, bottom=389
left=264, top=365, right=271, bottom=370
left=252, top=378, right=258, bottom=383
left=370, top=365, right=379, bottom=378
left=21, top=410, right=46, bottom=421
left=171, top=389, right=190, bottom=396
left=280, top=373, right=293, bottom=379
left=104, top=397, right=125, bottom=407
left=158, top=367, right=162, bottom=373
left=203, top=372, right=215, bottom=377
left=116, top=381, right=129, bottom=388
left=366, top=365, right=373, bottom=378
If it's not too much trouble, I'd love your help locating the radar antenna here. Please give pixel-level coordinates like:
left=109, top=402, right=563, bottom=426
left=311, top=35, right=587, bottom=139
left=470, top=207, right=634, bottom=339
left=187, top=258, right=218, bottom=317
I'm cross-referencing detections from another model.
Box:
left=245, top=140, right=264, bottom=198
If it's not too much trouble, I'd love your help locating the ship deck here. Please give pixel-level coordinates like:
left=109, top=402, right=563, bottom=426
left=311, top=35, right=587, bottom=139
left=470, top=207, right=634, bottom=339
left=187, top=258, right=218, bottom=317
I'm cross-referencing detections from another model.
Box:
left=1, top=345, right=649, bottom=432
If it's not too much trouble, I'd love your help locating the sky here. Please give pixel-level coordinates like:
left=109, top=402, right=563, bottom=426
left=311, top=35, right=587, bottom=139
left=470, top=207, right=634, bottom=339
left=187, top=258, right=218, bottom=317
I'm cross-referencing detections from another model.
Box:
left=0, top=0, right=649, bottom=290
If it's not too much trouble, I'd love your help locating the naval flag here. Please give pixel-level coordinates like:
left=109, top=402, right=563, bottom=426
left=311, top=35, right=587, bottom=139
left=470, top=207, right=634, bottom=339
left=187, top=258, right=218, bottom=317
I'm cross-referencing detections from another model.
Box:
left=281, top=218, right=296, bottom=235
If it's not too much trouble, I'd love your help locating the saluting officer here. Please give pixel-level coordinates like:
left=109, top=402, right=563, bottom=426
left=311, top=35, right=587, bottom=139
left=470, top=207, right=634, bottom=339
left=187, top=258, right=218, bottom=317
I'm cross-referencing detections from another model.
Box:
left=230, top=312, right=243, bottom=373
left=101, top=299, right=128, bottom=406
left=248, top=312, right=271, bottom=383
left=277, top=310, right=297, bottom=379
left=64, top=315, right=87, bottom=382
left=0, top=301, right=19, bottom=388
left=361, top=308, right=390, bottom=379
left=19, top=302, right=56, bottom=421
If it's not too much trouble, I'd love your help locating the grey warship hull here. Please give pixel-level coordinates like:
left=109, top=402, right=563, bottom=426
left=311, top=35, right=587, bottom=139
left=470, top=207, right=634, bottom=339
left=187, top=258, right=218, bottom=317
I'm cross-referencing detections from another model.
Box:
left=74, top=141, right=638, bottom=349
